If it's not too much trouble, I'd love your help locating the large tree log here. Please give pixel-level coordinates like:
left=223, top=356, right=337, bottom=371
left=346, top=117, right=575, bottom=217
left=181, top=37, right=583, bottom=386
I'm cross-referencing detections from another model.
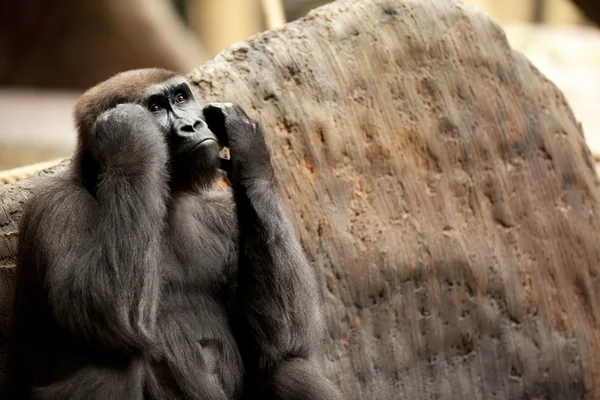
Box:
left=2, top=0, right=600, bottom=398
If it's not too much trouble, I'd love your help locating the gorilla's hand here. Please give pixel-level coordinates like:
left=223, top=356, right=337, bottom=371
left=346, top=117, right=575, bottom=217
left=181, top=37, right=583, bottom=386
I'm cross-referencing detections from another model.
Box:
left=202, top=103, right=255, bottom=148
left=203, top=103, right=272, bottom=183
left=93, top=103, right=168, bottom=175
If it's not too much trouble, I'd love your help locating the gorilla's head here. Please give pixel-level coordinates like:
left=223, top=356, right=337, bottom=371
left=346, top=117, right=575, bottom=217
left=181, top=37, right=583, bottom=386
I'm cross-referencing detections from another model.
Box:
left=73, top=68, right=226, bottom=190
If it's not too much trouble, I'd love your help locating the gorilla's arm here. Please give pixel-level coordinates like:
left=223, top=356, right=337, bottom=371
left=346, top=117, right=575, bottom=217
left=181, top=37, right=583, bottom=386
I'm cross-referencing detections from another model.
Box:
left=16, top=104, right=168, bottom=354
left=206, top=104, right=342, bottom=399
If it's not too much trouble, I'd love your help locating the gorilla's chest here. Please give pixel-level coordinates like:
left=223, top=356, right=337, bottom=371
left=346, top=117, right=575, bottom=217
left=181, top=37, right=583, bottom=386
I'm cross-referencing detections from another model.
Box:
left=161, top=193, right=238, bottom=291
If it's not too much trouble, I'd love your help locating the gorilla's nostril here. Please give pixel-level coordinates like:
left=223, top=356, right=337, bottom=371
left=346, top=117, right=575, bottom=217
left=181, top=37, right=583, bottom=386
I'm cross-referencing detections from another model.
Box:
left=180, top=124, right=195, bottom=133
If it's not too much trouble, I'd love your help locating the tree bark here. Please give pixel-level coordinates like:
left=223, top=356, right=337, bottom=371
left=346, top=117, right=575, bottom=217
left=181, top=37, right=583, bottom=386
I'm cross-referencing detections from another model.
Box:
left=2, top=0, right=600, bottom=398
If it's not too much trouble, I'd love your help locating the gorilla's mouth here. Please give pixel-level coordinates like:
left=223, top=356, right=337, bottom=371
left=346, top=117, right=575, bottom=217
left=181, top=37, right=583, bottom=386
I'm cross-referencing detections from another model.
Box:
left=192, top=138, right=218, bottom=150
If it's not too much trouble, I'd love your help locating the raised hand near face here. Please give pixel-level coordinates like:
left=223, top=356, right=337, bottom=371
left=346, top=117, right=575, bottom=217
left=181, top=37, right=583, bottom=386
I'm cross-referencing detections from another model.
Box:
left=203, top=103, right=273, bottom=184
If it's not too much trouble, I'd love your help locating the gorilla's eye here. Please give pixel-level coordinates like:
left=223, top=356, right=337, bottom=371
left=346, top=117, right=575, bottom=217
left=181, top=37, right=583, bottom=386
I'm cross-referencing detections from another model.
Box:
left=175, top=94, right=186, bottom=103
left=150, top=104, right=161, bottom=112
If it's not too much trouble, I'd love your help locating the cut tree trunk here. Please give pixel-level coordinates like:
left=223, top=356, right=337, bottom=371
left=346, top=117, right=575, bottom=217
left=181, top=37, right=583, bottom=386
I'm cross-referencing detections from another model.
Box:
left=2, top=0, right=600, bottom=398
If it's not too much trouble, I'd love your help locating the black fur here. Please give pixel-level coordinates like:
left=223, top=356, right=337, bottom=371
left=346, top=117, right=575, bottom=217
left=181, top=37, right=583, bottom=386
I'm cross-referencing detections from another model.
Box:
left=8, top=69, right=342, bottom=400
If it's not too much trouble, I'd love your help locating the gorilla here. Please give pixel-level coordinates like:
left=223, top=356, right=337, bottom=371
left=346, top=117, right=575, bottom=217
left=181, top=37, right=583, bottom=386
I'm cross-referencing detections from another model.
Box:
left=8, top=68, right=342, bottom=400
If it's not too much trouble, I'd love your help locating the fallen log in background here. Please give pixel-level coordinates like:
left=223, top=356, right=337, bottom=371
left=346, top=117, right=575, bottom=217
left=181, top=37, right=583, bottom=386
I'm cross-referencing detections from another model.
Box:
left=2, top=0, right=600, bottom=398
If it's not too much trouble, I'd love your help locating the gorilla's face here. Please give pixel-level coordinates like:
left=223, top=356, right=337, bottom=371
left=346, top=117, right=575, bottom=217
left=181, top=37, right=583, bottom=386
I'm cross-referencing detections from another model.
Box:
left=143, top=78, right=221, bottom=179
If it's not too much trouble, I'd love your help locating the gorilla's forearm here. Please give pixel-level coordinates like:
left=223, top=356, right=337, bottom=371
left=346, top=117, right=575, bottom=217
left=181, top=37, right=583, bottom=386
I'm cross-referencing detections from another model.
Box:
left=17, top=109, right=169, bottom=354
left=69, top=109, right=169, bottom=352
left=91, top=174, right=167, bottom=348
left=223, top=109, right=344, bottom=399
left=232, top=144, right=322, bottom=372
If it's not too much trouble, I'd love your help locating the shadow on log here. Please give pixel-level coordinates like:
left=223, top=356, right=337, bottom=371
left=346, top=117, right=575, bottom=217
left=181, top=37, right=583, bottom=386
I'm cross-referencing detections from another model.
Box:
left=2, top=0, right=600, bottom=398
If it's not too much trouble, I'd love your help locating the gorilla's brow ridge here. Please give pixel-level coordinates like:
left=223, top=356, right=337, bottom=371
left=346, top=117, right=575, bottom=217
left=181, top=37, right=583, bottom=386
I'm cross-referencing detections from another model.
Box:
left=146, top=78, right=191, bottom=99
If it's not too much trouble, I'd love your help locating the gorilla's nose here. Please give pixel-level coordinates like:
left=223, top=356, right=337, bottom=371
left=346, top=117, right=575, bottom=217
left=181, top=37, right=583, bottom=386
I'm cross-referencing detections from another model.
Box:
left=175, top=118, right=205, bottom=137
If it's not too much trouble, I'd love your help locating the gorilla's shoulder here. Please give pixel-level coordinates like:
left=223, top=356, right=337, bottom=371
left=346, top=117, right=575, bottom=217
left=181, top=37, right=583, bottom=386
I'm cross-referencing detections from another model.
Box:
left=24, top=169, right=96, bottom=224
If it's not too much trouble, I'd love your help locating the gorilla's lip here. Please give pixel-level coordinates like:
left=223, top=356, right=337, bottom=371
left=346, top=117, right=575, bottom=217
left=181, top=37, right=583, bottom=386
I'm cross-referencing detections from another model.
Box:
left=191, top=138, right=218, bottom=150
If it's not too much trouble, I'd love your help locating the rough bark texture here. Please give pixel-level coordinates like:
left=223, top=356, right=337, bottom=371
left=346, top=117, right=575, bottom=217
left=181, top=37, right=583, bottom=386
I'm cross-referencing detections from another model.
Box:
left=2, top=0, right=600, bottom=398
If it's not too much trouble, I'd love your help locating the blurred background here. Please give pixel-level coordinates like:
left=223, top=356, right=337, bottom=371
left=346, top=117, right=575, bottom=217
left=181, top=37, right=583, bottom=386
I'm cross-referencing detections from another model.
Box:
left=0, top=0, right=599, bottom=176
